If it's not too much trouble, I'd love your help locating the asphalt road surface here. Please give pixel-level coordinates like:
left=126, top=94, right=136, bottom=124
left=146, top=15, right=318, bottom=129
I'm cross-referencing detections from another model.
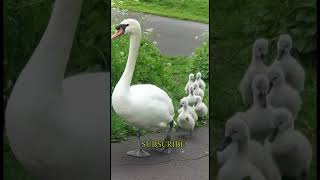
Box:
left=112, top=8, right=209, bottom=56
left=111, top=127, right=209, bottom=180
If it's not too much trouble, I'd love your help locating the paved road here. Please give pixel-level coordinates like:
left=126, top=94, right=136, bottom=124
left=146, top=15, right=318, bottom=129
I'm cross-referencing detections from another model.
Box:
left=112, top=8, right=209, bottom=56
left=111, top=127, right=209, bottom=180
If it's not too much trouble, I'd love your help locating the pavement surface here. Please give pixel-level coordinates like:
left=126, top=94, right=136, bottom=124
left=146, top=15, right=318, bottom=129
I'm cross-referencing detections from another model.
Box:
left=111, top=127, right=209, bottom=180
left=111, top=8, right=209, bottom=56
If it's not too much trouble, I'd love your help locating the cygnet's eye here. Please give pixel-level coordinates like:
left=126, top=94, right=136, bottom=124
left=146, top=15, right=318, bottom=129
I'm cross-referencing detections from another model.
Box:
left=232, top=130, right=238, bottom=134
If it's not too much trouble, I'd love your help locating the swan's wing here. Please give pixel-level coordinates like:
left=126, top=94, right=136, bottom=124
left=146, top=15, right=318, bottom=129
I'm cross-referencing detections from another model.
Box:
left=130, top=84, right=174, bottom=117
left=273, top=143, right=296, bottom=156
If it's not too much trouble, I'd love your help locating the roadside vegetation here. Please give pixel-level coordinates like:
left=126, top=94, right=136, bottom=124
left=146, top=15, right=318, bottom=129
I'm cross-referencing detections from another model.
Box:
left=112, top=0, right=209, bottom=23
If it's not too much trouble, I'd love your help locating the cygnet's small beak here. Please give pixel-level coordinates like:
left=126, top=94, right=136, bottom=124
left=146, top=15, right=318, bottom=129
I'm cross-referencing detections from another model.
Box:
left=111, top=28, right=125, bottom=40
left=268, top=127, right=279, bottom=142
left=260, top=93, right=267, bottom=108
left=260, top=52, right=265, bottom=60
left=217, top=136, right=232, bottom=152
left=276, top=49, right=285, bottom=60
left=268, top=82, right=273, bottom=94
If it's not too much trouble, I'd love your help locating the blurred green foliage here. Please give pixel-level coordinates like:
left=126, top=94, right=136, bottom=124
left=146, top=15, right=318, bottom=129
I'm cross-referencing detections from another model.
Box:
left=211, top=0, right=316, bottom=66
left=4, top=0, right=109, bottom=106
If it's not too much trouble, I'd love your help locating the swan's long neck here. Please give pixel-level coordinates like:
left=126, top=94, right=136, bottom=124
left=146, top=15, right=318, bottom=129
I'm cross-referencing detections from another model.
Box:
left=237, top=138, right=249, bottom=156
left=281, top=52, right=291, bottom=59
left=117, top=34, right=141, bottom=91
left=252, top=54, right=263, bottom=64
left=18, top=0, right=82, bottom=93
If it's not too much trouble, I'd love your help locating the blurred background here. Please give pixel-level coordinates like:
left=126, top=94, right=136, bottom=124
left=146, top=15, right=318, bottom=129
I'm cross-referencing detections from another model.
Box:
left=210, top=0, right=317, bottom=179
left=4, top=0, right=109, bottom=179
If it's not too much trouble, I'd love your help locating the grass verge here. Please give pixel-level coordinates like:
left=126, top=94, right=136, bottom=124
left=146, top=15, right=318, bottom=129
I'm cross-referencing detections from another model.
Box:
left=112, top=0, right=209, bottom=23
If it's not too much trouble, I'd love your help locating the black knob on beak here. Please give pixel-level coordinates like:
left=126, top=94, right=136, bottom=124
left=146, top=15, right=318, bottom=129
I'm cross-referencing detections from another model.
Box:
left=115, top=23, right=129, bottom=31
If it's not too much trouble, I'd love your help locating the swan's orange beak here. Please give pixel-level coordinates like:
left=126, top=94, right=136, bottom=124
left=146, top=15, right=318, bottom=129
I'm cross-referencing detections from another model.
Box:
left=111, top=28, right=125, bottom=40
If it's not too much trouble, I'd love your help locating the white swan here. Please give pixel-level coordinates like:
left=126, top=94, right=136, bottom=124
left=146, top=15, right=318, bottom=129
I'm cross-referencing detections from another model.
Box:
left=239, top=38, right=269, bottom=106
left=272, top=34, right=305, bottom=93
left=266, top=64, right=302, bottom=118
left=111, top=19, right=174, bottom=157
left=5, top=0, right=109, bottom=179
left=217, top=113, right=281, bottom=180
left=178, top=97, right=198, bottom=121
left=194, top=96, right=208, bottom=119
left=195, top=72, right=206, bottom=90
left=185, top=73, right=195, bottom=94
left=194, top=83, right=204, bottom=98
left=265, top=108, right=312, bottom=179
left=177, top=99, right=196, bottom=137
left=217, top=113, right=267, bottom=180
left=186, top=84, right=197, bottom=106
left=244, top=74, right=275, bottom=143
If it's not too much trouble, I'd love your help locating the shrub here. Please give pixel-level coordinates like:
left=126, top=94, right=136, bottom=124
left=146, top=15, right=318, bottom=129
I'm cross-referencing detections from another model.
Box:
left=191, top=40, right=209, bottom=80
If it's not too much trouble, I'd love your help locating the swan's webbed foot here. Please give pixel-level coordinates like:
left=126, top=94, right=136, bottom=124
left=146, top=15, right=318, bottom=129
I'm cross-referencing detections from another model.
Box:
left=180, top=130, right=192, bottom=139
left=126, top=129, right=151, bottom=157
left=126, top=149, right=151, bottom=157
left=157, top=146, right=172, bottom=154
left=156, top=120, right=174, bottom=154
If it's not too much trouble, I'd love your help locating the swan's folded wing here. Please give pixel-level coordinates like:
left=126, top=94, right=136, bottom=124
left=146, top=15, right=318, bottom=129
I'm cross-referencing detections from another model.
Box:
left=273, top=143, right=296, bottom=156
left=130, top=84, right=174, bottom=115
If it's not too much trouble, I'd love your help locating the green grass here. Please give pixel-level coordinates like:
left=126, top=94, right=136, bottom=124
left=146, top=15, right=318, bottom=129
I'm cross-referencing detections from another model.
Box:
left=112, top=0, right=209, bottom=23
left=111, top=29, right=209, bottom=141
left=4, top=143, right=34, bottom=180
